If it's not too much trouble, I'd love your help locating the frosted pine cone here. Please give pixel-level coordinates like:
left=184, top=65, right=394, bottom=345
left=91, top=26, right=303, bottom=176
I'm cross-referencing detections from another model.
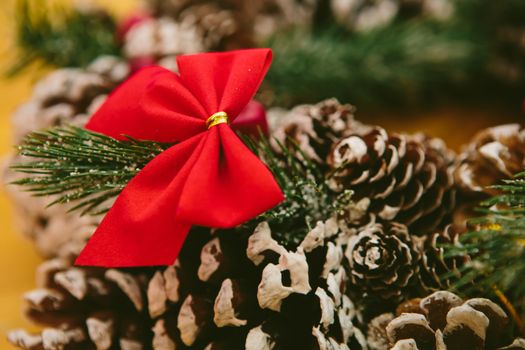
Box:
left=367, top=290, right=525, bottom=350
left=455, top=124, right=525, bottom=197
left=271, top=99, right=362, bottom=163
left=144, top=0, right=317, bottom=42
left=330, top=0, right=453, bottom=32
left=9, top=220, right=368, bottom=349
left=328, top=127, right=456, bottom=235
left=416, top=224, right=469, bottom=291
left=345, top=222, right=421, bottom=303
left=123, top=16, right=206, bottom=66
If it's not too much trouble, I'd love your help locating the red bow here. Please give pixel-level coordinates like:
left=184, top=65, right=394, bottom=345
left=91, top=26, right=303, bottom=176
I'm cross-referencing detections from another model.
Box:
left=75, top=49, right=284, bottom=267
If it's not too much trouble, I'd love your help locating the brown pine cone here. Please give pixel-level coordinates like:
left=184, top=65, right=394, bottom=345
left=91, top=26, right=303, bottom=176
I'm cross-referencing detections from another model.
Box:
left=328, top=126, right=457, bottom=235
left=345, top=222, right=421, bottom=303
left=9, top=219, right=368, bottom=349
left=143, top=0, right=317, bottom=43
left=368, top=290, right=525, bottom=350
left=270, top=98, right=363, bottom=164
left=123, top=16, right=207, bottom=65
left=416, top=224, right=469, bottom=291
left=330, top=0, right=453, bottom=32
left=455, top=124, right=525, bottom=197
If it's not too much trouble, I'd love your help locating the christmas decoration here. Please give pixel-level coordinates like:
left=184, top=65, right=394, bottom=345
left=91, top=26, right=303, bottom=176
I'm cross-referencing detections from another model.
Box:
left=270, top=98, right=361, bottom=164
left=345, top=222, right=421, bottom=302
left=330, top=0, right=453, bottom=32
left=8, top=207, right=369, bottom=349
left=455, top=124, right=525, bottom=198
left=74, top=49, right=283, bottom=267
left=327, top=126, right=456, bottom=235
left=2, top=56, right=129, bottom=258
left=447, top=170, right=525, bottom=321
left=143, top=0, right=317, bottom=42
left=367, top=290, right=525, bottom=349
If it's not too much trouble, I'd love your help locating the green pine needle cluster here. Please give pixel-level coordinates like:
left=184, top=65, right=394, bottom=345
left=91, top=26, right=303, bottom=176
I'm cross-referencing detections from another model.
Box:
left=12, top=127, right=352, bottom=247
left=447, top=172, right=525, bottom=317
left=242, top=136, right=353, bottom=248
left=8, top=0, right=120, bottom=77
left=12, top=127, right=169, bottom=215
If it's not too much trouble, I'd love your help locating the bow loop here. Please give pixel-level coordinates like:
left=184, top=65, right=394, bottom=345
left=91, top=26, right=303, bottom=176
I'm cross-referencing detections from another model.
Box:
left=177, top=49, right=272, bottom=121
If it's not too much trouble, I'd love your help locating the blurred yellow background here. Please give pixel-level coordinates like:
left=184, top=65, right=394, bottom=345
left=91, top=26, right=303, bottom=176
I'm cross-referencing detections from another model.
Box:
left=0, top=1, right=137, bottom=348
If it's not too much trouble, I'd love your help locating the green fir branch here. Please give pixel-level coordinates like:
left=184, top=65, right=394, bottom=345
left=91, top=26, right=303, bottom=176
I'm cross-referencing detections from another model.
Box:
left=12, top=127, right=169, bottom=215
left=446, top=173, right=525, bottom=317
left=12, top=126, right=352, bottom=247
left=8, top=0, right=120, bottom=77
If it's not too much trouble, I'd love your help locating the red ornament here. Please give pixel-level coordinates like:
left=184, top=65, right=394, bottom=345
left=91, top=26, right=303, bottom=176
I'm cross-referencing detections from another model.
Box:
left=76, top=49, right=284, bottom=267
left=116, top=12, right=152, bottom=43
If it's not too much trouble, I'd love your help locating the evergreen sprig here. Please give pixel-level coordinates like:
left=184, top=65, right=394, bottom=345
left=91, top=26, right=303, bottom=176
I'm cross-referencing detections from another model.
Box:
left=8, top=0, right=120, bottom=76
left=242, top=136, right=353, bottom=247
left=446, top=172, right=525, bottom=317
left=12, top=127, right=169, bottom=215
left=12, top=126, right=352, bottom=247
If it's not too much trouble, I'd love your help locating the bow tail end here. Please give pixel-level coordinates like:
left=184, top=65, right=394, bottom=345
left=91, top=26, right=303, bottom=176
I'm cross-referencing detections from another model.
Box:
left=75, top=220, right=191, bottom=267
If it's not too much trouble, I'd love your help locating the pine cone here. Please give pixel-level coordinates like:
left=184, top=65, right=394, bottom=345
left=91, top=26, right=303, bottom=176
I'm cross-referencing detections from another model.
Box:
left=328, top=127, right=456, bottom=235
left=123, top=16, right=207, bottom=66
left=416, top=224, right=469, bottom=291
left=330, top=0, right=453, bottom=32
left=345, top=222, right=421, bottom=303
left=270, top=99, right=362, bottom=164
left=9, top=220, right=368, bottom=349
left=368, top=290, right=525, bottom=350
left=144, top=0, right=316, bottom=42
left=140, top=0, right=253, bottom=49
left=455, top=124, right=525, bottom=197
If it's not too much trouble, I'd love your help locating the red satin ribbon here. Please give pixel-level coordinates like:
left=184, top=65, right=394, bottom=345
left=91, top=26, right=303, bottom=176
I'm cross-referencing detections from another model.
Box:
left=75, top=49, right=284, bottom=267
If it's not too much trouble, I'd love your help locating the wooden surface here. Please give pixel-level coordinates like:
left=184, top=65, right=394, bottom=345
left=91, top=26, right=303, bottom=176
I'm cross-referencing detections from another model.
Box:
left=0, top=1, right=138, bottom=348
left=0, top=0, right=523, bottom=348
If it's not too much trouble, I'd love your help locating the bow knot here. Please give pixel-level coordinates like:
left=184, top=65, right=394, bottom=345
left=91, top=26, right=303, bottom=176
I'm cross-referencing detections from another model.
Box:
left=206, top=111, right=230, bottom=129
left=75, top=49, right=284, bottom=267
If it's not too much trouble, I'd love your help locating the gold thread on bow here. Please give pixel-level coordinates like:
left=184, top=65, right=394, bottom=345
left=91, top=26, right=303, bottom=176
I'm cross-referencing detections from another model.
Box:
left=206, top=111, right=230, bottom=129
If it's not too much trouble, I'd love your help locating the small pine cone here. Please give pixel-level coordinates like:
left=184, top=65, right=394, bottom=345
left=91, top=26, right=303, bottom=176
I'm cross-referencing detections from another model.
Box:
left=416, top=224, right=469, bottom=291
left=144, top=0, right=316, bottom=42
left=123, top=17, right=207, bottom=64
left=345, top=222, right=421, bottom=303
left=328, top=127, right=456, bottom=234
left=141, top=0, right=252, bottom=49
left=455, top=124, right=525, bottom=197
left=330, top=0, right=452, bottom=32
left=376, top=290, right=525, bottom=350
left=270, top=99, right=361, bottom=164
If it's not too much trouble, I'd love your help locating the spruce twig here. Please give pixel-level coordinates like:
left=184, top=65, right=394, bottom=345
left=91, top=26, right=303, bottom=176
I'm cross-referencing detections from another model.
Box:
left=446, top=172, right=525, bottom=321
